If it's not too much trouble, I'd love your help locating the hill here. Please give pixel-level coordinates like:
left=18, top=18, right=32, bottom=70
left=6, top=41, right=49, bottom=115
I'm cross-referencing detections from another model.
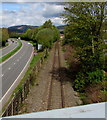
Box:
left=8, top=25, right=65, bottom=33
left=8, top=25, right=38, bottom=33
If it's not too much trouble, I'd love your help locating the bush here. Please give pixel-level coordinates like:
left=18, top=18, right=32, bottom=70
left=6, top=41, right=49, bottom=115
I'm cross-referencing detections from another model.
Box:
left=104, top=55, right=107, bottom=71
left=74, top=69, right=105, bottom=92
left=86, top=69, right=104, bottom=84
left=74, top=72, right=86, bottom=92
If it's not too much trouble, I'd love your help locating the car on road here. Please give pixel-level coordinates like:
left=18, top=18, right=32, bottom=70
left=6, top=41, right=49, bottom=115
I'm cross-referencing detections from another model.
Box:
left=28, top=42, right=31, bottom=45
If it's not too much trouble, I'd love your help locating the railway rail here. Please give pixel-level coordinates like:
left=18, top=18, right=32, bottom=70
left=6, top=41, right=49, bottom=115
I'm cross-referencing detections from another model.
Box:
left=13, top=40, right=81, bottom=114
left=47, top=40, right=64, bottom=110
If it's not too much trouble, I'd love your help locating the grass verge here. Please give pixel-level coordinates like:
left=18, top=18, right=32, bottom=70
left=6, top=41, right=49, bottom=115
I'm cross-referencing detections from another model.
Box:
left=0, top=41, right=22, bottom=63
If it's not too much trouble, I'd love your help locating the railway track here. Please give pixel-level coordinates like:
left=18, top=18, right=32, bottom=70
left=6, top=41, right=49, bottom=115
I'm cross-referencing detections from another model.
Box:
left=18, top=40, right=81, bottom=114
left=47, top=40, right=64, bottom=110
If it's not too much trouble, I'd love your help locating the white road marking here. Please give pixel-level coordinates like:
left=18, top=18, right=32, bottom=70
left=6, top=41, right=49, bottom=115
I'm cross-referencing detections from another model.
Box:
left=1, top=41, right=23, bottom=65
left=1, top=74, right=4, bottom=77
left=0, top=45, right=34, bottom=109
left=8, top=67, right=11, bottom=70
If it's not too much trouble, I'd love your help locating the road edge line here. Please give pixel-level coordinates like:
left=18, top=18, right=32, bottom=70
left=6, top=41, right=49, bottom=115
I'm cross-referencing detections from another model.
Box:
left=1, top=40, right=23, bottom=65
left=1, top=42, right=19, bottom=58
left=0, top=44, right=34, bottom=112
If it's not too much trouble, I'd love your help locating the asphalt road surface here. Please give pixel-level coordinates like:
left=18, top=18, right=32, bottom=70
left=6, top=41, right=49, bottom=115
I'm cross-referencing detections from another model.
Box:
left=1, top=40, right=33, bottom=99
left=0, top=39, right=19, bottom=58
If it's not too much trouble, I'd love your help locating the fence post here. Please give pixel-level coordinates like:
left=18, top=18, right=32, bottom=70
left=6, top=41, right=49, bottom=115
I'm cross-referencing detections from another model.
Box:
left=13, top=96, right=16, bottom=115
left=26, top=79, right=29, bottom=95
left=2, top=108, right=8, bottom=117
left=7, top=102, right=13, bottom=116
left=24, top=82, right=27, bottom=100
left=20, top=87, right=23, bottom=104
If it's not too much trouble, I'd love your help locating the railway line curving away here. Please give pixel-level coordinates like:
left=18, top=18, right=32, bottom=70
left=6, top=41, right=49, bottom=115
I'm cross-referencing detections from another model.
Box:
left=18, top=40, right=81, bottom=114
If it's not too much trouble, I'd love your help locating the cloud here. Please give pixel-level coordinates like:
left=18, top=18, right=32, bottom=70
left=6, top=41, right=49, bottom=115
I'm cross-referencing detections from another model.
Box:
left=2, top=3, right=65, bottom=27
left=51, top=17, right=64, bottom=26
left=42, top=3, right=64, bottom=18
left=2, top=0, right=65, bottom=2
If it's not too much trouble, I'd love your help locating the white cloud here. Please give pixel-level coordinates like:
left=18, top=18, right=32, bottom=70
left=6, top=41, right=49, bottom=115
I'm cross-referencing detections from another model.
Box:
left=51, top=17, right=64, bottom=26
left=1, top=3, right=65, bottom=27
left=2, top=0, right=64, bottom=2
left=42, top=3, right=64, bottom=18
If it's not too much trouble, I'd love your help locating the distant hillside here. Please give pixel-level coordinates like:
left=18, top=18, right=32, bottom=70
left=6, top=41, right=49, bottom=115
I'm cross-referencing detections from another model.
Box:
left=8, top=25, right=38, bottom=33
left=57, top=25, right=65, bottom=34
left=8, top=25, right=65, bottom=33
left=57, top=25, right=65, bottom=30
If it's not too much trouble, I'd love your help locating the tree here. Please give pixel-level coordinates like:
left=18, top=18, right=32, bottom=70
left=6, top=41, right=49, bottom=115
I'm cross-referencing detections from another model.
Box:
left=63, top=2, right=106, bottom=71
left=62, top=2, right=106, bottom=91
left=36, top=28, right=54, bottom=49
left=2, top=28, right=9, bottom=46
left=20, top=20, right=60, bottom=50
left=42, top=20, right=60, bottom=42
left=9, top=32, right=19, bottom=38
left=42, top=19, right=53, bottom=29
left=30, top=28, right=40, bottom=50
left=53, top=26, right=60, bottom=42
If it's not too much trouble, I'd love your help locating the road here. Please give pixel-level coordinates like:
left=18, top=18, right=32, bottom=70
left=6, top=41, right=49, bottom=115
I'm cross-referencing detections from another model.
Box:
left=1, top=40, right=33, bottom=100
left=0, top=39, right=19, bottom=58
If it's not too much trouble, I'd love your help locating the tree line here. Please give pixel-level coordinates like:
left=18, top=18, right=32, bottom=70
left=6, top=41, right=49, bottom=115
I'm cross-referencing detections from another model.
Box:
left=1, top=28, right=9, bottom=47
left=10, top=20, right=60, bottom=50
left=62, top=2, right=106, bottom=92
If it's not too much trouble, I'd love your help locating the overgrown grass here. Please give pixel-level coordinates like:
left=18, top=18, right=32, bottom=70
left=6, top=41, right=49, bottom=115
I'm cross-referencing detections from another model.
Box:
left=0, top=40, right=22, bottom=63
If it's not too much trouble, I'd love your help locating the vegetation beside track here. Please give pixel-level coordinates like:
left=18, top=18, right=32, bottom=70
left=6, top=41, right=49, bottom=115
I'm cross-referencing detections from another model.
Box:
left=61, top=2, right=107, bottom=104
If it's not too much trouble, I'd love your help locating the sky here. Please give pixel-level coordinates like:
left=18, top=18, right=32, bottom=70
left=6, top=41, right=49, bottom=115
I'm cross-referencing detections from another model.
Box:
left=1, top=2, right=65, bottom=28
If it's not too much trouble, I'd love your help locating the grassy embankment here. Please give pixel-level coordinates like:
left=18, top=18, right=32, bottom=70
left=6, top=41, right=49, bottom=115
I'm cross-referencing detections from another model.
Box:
left=0, top=40, right=22, bottom=63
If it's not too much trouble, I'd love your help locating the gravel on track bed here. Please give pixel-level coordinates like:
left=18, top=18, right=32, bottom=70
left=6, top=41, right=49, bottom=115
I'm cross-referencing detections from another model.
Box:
left=19, top=41, right=82, bottom=114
